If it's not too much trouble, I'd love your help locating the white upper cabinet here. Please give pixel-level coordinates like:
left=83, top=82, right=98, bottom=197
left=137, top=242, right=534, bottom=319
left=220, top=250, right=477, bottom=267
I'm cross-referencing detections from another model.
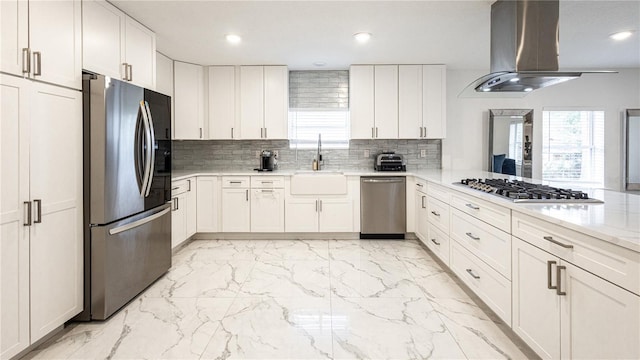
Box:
left=1, top=0, right=81, bottom=89
left=174, top=61, right=205, bottom=140
left=209, top=66, right=237, bottom=139
left=373, top=65, right=398, bottom=139
left=349, top=65, right=375, bottom=139
left=398, top=65, right=423, bottom=139
left=239, top=65, right=288, bottom=140
left=422, top=64, right=446, bottom=138
left=82, top=0, right=156, bottom=89
left=155, top=52, right=173, bottom=97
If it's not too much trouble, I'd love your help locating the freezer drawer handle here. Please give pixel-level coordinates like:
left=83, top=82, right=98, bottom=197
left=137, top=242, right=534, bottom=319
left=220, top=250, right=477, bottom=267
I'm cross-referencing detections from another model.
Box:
left=109, top=207, right=171, bottom=235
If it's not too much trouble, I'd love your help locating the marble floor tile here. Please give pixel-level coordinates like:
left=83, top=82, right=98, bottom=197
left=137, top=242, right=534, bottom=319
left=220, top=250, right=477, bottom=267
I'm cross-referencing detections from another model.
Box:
left=402, top=255, right=471, bottom=300
left=330, top=258, right=425, bottom=298
left=260, top=239, right=329, bottom=260
left=28, top=297, right=233, bottom=359
left=180, top=239, right=268, bottom=261
left=144, top=260, right=255, bottom=298
left=201, top=296, right=333, bottom=359
left=239, top=260, right=331, bottom=297
left=328, top=239, right=401, bottom=261
left=331, top=296, right=467, bottom=359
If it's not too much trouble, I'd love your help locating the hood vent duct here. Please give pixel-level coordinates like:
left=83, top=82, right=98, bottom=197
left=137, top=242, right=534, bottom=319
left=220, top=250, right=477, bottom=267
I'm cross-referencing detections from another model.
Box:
left=463, top=0, right=590, bottom=96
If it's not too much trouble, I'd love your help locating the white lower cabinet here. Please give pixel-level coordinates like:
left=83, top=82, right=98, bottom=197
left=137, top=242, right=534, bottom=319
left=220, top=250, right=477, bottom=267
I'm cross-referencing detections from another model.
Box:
left=285, top=196, right=353, bottom=232
left=221, top=188, right=251, bottom=232
left=196, top=176, right=218, bottom=232
left=171, top=177, right=196, bottom=248
left=1, top=75, right=82, bottom=358
left=512, top=237, right=640, bottom=360
left=171, top=191, right=187, bottom=248
left=414, top=183, right=428, bottom=242
left=186, top=178, right=197, bottom=238
left=251, top=189, right=285, bottom=232
left=425, top=222, right=449, bottom=264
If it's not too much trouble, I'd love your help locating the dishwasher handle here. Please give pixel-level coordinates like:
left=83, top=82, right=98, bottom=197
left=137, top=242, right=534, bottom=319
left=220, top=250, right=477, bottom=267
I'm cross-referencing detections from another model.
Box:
left=362, top=178, right=405, bottom=183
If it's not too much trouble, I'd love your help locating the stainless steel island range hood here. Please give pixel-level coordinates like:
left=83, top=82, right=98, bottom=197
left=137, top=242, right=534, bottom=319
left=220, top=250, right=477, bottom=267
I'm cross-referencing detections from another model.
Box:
left=464, top=0, right=610, bottom=96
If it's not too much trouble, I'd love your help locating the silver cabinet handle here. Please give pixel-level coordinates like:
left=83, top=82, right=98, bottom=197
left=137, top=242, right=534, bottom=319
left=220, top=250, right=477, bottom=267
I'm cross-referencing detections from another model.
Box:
left=128, top=64, right=133, bottom=81
left=431, top=238, right=440, bottom=246
left=231, top=128, right=234, bottom=139
left=122, top=63, right=129, bottom=80
left=34, top=199, right=42, bottom=223
left=171, top=187, right=179, bottom=191
left=465, top=232, right=480, bottom=241
left=261, top=181, right=273, bottom=184
left=319, top=200, right=322, bottom=212
left=465, top=203, right=480, bottom=210
left=315, top=200, right=318, bottom=212
left=416, top=183, right=423, bottom=188
left=264, top=127, right=267, bottom=138
left=187, top=179, right=191, bottom=191
left=466, top=268, right=480, bottom=279
left=375, top=127, right=378, bottom=138
left=22, top=48, right=30, bottom=74
left=371, top=127, right=375, bottom=138
left=543, top=236, right=574, bottom=249
left=419, top=127, right=423, bottom=138
left=199, top=128, right=203, bottom=139
left=431, top=210, right=440, bottom=217
left=423, top=127, right=427, bottom=138
left=23, top=201, right=32, bottom=226
left=556, top=265, right=566, bottom=296
left=175, top=197, right=179, bottom=210
left=229, top=181, right=242, bottom=184
left=547, top=260, right=557, bottom=290
left=261, top=189, right=273, bottom=193
left=33, top=51, right=42, bottom=76
left=421, top=195, right=426, bottom=209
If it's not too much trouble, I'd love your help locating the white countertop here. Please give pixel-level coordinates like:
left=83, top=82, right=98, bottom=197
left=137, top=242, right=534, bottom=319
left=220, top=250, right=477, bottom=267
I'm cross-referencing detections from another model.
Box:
left=172, top=169, right=640, bottom=253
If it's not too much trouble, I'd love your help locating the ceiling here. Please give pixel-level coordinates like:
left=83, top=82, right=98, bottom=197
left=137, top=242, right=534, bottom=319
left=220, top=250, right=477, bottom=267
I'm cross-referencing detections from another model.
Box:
left=111, top=0, right=640, bottom=70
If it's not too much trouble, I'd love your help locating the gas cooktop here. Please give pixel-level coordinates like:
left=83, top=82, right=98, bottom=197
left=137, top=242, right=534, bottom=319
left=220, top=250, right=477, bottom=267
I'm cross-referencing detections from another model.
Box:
left=456, top=178, right=604, bottom=204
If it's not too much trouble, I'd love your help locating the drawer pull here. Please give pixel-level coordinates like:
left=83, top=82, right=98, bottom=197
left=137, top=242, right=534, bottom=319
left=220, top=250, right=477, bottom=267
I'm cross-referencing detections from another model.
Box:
left=416, top=183, right=424, bottom=188
left=547, top=260, right=557, bottom=290
left=543, top=236, right=574, bottom=249
left=431, top=238, right=440, bottom=246
left=431, top=210, right=440, bottom=217
left=466, top=268, right=480, bottom=279
left=556, top=265, right=567, bottom=296
left=465, top=203, right=480, bottom=210
left=261, top=181, right=273, bottom=184
left=465, top=232, right=480, bottom=241
left=171, top=187, right=179, bottom=190
left=229, top=181, right=242, bottom=184
left=421, top=195, right=426, bottom=209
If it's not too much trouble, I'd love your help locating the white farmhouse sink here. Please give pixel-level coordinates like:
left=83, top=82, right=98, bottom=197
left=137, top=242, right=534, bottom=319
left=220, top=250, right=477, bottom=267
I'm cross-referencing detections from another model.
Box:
left=290, top=172, right=347, bottom=195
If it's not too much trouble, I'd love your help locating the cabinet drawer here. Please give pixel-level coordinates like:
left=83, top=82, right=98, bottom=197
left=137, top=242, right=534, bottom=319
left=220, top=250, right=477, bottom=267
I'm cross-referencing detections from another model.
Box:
left=425, top=222, right=450, bottom=265
left=427, top=197, right=449, bottom=233
left=512, top=212, right=640, bottom=295
left=450, top=241, right=512, bottom=325
left=414, top=177, right=427, bottom=194
left=172, top=178, right=193, bottom=196
left=451, top=208, right=512, bottom=279
left=450, top=192, right=511, bottom=232
left=222, top=176, right=250, bottom=188
left=427, top=182, right=449, bottom=203
left=251, top=176, right=285, bottom=188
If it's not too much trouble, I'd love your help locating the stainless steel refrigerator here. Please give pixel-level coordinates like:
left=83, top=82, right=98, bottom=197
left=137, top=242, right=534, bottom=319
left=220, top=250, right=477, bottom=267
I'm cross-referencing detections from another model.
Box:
left=77, top=73, right=172, bottom=320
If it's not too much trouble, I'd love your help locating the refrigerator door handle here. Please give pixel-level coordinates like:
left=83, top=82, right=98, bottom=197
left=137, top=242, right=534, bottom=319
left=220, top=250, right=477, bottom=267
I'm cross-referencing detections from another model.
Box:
left=109, top=205, right=171, bottom=235
left=139, top=101, right=152, bottom=197
left=143, top=101, right=156, bottom=197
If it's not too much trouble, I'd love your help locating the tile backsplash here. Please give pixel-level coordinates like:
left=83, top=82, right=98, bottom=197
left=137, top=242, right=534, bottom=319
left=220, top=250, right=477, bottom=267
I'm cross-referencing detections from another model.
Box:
left=172, top=139, right=441, bottom=171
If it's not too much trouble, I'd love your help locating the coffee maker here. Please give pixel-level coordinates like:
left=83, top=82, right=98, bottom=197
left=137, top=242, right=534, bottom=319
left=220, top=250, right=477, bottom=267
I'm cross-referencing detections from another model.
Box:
left=255, top=150, right=277, bottom=171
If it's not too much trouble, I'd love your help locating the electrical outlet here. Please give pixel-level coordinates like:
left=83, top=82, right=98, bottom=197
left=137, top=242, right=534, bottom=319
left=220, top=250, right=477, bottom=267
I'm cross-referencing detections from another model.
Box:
left=273, top=150, right=279, bottom=158
left=363, top=149, right=370, bottom=158
left=420, top=149, right=427, bottom=158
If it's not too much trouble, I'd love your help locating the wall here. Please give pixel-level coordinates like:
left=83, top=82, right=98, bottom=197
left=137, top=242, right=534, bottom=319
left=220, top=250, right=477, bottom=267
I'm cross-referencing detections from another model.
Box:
left=443, top=68, right=640, bottom=190
left=172, top=139, right=441, bottom=171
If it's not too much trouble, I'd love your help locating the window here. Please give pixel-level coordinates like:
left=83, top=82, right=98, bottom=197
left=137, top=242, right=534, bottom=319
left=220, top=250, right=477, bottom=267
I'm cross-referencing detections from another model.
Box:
left=288, top=109, right=350, bottom=149
left=542, top=110, right=604, bottom=187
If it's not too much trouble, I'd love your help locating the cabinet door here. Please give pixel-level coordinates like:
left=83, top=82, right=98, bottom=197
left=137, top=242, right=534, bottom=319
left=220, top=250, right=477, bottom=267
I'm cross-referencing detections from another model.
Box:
left=560, top=261, right=640, bottom=360
left=512, top=238, right=561, bottom=359
left=221, top=188, right=251, bottom=232
left=124, top=17, right=156, bottom=89
left=29, top=82, right=83, bottom=342
left=414, top=191, right=427, bottom=241
left=186, top=178, right=197, bottom=238
left=423, top=65, right=446, bottom=139
left=82, top=0, right=124, bottom=80
left=373, top=65, right=398, bottom=139
left=319, top=198, right=353, bottom=232
left=155, top=52, right=173, bottom=97
left=196, top=176, right=218, bottom=232
left=239, top=66, right=264, bottom=139
left=285, top=197, right=318, bottom=232
left=426, top=222, right=449, bottom=265
left=28, top=0, right=82, bottom=89
left=398, top=65, right=423, bottom=139
left=209, top=66, right=236, bottom=139
left=174, top=61, right=205, bottom=139
left=251, top=189, right=285, bottom=232
left=171, top=193, right=187, bottom=248
left=349, top=65, right=375, bottom=139
left=263, top=66, right=288, bottom=139
left=0, top=0, right=29, bottom=76
left=0, top=75, right=30, bottom=359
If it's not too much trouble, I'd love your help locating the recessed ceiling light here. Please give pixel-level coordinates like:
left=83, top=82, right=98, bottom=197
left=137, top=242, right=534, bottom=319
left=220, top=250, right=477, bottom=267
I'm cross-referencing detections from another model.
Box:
left=354, top=32, right=372, bottom=43
left=610, top=31, right=634, bottom=41
left=225, top=34, right=242, bottom=44
left=313, top=61, right=326, bottom=67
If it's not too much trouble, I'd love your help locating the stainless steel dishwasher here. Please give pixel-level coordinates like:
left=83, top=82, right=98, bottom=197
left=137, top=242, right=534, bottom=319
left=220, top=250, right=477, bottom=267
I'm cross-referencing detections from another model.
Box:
left=360, top=177, right=406, bottom=239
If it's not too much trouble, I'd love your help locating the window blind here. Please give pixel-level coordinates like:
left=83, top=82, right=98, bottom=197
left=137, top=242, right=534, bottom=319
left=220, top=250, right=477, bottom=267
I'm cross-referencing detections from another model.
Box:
left=289, top=109, right=350, bottom=149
